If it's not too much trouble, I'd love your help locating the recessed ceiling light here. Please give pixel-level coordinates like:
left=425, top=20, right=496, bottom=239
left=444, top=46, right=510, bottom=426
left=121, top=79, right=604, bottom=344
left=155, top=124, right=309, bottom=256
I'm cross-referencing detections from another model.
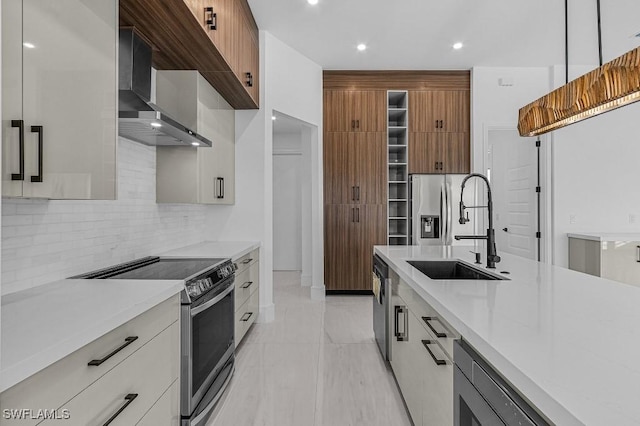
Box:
left=272, top=116, right=277, bottom=120
left=23, top=42, right=35, bottom=49
left=357, top=43, right=367, bottom=51
left=150, top=122, right=162, bottom=128
left=191, top=142, right=200, bottom=146
left=307, top=0, right=318, bottom=4
left=453, top=42, right=464, bottom=50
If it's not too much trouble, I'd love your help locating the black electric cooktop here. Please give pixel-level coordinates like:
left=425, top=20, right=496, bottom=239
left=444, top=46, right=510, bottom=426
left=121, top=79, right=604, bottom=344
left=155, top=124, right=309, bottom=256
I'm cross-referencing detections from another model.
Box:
left=72, top=257, right=228, bottom=281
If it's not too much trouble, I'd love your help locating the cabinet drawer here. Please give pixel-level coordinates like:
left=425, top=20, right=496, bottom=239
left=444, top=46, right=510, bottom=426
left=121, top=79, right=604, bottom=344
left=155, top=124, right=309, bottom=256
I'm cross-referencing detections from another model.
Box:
left=40, top=321, right=179, bottom=426
left=136, top=379, right=179, bottom=426
left=234, top=259, right=259, bottom=308
left=234, top=249, right=259, bottom=275
left=234, top=286, right=259, bottom=346
left=0, top=295, right=180, bottom=426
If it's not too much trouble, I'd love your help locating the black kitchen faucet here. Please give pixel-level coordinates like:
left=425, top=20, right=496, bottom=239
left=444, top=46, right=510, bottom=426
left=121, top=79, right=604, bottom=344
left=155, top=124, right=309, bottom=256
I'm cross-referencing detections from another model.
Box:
left=454, top=173, right=501, bottom=269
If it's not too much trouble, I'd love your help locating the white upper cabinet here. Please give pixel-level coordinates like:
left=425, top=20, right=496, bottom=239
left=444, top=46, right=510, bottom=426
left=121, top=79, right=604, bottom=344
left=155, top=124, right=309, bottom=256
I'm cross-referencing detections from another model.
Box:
left=156, top=71, right=235, bottom=205
left=2, top=0, right=117, bottom=199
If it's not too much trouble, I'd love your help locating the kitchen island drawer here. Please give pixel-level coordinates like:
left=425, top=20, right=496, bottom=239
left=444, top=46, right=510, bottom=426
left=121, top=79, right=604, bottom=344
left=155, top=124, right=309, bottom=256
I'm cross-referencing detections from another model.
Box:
left=39, top=321, right=179, bottom=426
left=234, top=259, right=259, bottom=308
left=234, top=249, right=259, bottom=275
left=136, top=379, right=179, bottom=426
left=235, top=286, right=259, bottom=346
left=0, top=295, right=179, bottom=426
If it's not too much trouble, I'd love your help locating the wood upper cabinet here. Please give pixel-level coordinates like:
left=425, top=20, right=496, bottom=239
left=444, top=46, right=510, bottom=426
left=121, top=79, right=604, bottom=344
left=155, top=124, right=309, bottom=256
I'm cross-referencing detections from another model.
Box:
left=324, top=132, right=386, bottom=205
left=324, top=90, right=386, bottom=132
left=409, top=132, right=469, bottom=174
left=409, top=90, right=469, bottom=133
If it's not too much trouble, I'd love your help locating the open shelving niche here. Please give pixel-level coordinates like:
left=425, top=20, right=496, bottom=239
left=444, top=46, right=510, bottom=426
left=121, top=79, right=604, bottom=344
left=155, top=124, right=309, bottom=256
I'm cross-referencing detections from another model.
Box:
left=387, top=91, right=409, bottom=246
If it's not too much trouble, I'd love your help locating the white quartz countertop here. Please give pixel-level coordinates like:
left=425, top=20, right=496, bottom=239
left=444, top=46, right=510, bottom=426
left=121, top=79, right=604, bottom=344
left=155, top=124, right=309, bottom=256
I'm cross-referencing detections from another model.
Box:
left=157, top=240, right=260, bottom=261
left=0, top=279, right=183, bottom=393
left=374, top=245, right=640, bottom=426
left=568, top=232, right=640, bottom=242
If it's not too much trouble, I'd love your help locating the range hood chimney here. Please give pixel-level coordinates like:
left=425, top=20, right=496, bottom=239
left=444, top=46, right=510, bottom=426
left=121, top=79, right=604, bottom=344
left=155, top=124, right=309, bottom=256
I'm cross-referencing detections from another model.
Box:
left=118, top=29, right=212, bottom=147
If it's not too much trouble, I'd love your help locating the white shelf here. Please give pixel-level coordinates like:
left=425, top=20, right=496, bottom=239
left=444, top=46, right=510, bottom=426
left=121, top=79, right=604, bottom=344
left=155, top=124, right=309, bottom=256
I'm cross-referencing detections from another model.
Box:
left=387, top=90, right=409, bottom=247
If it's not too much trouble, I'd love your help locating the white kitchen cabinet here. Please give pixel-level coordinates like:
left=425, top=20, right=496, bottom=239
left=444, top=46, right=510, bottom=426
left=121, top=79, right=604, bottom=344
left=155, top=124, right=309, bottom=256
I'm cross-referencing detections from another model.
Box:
left=0, top=295, right=180, bottom=426
left=1, top=0, right=117, bottom=199
left=234, top=248, right=260, bottom=346
left=390, top=274, right=455, bottom=426
left=569, top=234, right=640, bottom=287
left=156, top=70, right=235, bottom=204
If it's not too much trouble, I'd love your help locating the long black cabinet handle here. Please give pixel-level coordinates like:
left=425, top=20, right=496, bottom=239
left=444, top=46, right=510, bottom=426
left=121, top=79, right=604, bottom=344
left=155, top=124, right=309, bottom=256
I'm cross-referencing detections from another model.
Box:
left=102, top=394, right=138, bottom=426
left=241, top=281, right=253, bottom=289
left=216, top=177, right=225, bottom=199
left=205, top=6, right=217, bottom=30
left=88, top=336, right=138, bottom=366
left=242, top=258, right=253, bottom=264
left=11, top=120, right=24, bottom=181
left=637, top=246, right=640, bottom=263
left=422, top=340, right=447, bottom=366
left=240, top=312, right=253, bottom=322
left=30, top=125, right=43, bottom=183
left=422, top=316, right=447, bottom=338
left=356, top=186, right=360, bottom=201
left=356, top=207, right=360, bottom=223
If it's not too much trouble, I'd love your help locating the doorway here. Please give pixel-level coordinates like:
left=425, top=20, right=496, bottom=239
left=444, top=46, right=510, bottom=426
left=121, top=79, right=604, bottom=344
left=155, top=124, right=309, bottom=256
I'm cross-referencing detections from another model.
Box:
left=487, top=128, right=545, bottom=261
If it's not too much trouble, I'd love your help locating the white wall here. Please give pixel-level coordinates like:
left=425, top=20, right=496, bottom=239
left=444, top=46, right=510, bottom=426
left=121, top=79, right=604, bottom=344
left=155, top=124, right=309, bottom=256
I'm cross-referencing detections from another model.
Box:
left=1, top=138, right=209, bottom=295
left=273, top=132, right=302, bottom=270
left=205, top=31, right=324, bottom=320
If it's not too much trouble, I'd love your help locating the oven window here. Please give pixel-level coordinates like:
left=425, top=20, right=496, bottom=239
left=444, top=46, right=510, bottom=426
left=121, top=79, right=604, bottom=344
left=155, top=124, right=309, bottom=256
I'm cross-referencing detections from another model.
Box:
left=192, top=288, right=234, bottom=395
left=459, top=397, right=482, bottom=426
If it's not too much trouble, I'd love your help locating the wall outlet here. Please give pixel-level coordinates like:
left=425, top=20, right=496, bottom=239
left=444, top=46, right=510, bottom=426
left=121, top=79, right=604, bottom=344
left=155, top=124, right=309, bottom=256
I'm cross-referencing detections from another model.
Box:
left=569, top=214, right=577, bottom=224
left=630, top=214, right=636, bottom=224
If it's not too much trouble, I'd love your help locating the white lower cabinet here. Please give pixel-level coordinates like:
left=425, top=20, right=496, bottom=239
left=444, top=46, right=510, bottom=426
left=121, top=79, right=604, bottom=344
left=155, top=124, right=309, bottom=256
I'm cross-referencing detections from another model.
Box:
left=569, top=236, right=640, bottom=287
left=234, top=249, right=260, bottom=346
left=137, top=380, right=180, bottom=426
left=390, top=275, right=457, bottom=426
left=0, top=295, right=180, bottom=426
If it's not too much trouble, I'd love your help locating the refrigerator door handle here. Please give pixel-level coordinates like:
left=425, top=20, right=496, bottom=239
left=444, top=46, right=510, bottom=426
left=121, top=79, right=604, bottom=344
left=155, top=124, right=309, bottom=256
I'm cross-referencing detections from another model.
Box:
left=440, top=185, right=445, bottom=242
left=446, top=180, right=453, bottom=244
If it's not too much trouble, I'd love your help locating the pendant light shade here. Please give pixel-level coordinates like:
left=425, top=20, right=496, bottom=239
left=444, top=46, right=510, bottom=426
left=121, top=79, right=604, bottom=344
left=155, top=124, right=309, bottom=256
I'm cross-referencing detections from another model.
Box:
left=518, top=46, right=640, bottom=137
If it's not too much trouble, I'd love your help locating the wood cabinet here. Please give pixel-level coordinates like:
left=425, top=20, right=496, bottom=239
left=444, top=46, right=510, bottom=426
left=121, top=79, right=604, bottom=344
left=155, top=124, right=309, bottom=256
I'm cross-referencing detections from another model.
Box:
left=324, top=90, right=386, bottom=132
left=120, top=0, right=259, bottom=109
left=390, top=273, right=457, bottom=426
left=324, top=204, right=386, bottom=291
left=234, top=249, right=260, bottom=345
left=409, top=132, right=469, bottom=174
left=2, top=0, right=117, bottom=199
left=1, top=296, right=180, bottom=426
left=155, top=70, right=235, bottom=204
left=409, top=90, right=469, bottom=133
left=324, top=132, right=386, bottom=205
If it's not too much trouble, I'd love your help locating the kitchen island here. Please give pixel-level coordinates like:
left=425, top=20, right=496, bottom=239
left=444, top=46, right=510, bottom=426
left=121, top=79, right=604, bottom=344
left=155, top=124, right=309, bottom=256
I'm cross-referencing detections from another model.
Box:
left=375, top=245, right=640, bottom=425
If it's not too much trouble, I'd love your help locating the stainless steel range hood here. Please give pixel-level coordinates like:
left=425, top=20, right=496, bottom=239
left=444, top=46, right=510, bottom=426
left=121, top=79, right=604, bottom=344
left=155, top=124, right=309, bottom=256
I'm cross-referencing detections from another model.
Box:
left=118, top=29, right=212, bottom=147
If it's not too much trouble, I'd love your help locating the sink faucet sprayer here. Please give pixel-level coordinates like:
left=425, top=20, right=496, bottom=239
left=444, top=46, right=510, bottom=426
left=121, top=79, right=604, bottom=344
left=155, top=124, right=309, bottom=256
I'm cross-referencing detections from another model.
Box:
left=454, top=173, right=501, bottom=269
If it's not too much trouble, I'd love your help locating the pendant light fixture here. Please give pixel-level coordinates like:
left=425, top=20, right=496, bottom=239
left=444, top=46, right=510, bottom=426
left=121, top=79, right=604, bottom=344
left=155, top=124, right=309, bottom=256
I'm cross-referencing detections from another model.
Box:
left=518, top=1, right=640, bottom=137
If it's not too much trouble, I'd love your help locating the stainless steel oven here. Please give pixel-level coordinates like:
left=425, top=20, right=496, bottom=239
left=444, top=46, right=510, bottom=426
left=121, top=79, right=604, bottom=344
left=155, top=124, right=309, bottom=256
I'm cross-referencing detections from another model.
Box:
left=454, top=340, right=549, bottom=426
left=73, top=256, right=236, bottom=426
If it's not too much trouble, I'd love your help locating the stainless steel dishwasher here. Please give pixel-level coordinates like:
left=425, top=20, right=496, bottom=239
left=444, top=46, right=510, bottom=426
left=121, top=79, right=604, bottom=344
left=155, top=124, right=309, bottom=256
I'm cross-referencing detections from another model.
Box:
left=373, top=254, right=391, bottom=361
left=454, top=340, right=549, bottom=426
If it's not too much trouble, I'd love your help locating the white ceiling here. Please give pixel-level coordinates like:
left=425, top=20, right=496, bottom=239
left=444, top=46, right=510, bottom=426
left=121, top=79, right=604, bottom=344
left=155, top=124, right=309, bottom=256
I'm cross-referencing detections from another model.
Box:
left=248, top=0, right=640, bottom=70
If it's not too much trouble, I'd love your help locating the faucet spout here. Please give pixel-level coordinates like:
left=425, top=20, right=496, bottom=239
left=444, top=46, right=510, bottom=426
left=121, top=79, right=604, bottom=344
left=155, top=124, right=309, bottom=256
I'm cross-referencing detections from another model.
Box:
left=456, top=173, right=501, bottom=269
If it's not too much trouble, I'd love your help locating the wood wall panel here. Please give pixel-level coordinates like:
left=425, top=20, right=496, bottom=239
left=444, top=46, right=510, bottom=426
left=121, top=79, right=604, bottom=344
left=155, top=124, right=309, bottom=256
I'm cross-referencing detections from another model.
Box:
left=323, top=71, right=470, bottom=90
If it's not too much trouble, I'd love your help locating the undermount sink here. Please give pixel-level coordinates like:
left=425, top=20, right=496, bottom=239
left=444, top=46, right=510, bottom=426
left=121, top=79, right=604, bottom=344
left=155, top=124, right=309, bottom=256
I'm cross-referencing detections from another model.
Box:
left=407, top=260, right=508, bottom=281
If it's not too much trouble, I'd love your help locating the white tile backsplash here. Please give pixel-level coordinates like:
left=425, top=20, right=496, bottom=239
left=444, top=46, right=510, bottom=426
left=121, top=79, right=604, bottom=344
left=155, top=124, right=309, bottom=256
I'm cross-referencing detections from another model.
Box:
left=1, top=137, right=208, bottom=295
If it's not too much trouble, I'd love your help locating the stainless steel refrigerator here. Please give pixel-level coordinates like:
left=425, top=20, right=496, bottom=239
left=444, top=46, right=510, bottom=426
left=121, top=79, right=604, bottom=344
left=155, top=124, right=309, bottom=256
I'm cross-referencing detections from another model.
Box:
left=410, top=174, right=476, bottom=246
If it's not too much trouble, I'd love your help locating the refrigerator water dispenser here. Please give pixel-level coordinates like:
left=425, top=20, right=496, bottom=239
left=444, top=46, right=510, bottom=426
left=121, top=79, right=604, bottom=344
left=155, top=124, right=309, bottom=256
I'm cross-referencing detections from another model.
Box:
left=420, top=215, right=440, bottom=239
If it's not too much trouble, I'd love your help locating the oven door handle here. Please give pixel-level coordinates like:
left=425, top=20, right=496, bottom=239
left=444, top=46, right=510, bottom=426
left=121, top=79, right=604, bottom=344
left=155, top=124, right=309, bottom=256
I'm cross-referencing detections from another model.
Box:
left=191, top=280, right=234, bottom=316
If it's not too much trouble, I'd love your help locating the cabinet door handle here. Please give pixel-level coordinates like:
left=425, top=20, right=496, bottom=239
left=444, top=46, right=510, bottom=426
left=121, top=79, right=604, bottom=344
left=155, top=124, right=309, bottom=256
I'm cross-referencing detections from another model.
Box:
left=242, top=258, right=253, bottom=264
left=435, top=120, right=438, bottom=129
left=102, top=393, right=138, bottom=426
left=356, top=186, right=360, bottom=201
left=637, top=246, right=640, bottom=262
left=351, top=120, right=355, bottom=129
left=205, top=6, right=217, bottom=30
left=88, top=336, right=138, bottom=366
left=216, top=177, right=225, bottom=199
left=356, top=207, right=360, bottom=223
left=440, top=120, right=444, bottom=129
left=245, top=72, right=253, bottom=87
left=241, top=281, right=253, bottom=289
left=422, top=316, right=447, bottom=338
left=421, top=340, right=447, bottom=366
left=351, top=207, right=355, bottom=222
left=240, top=312, right=253, bottom=322
left=352, top=186, right=356, bottom=201
left=30, top=125, right=43, bottom=183
left=356, top=119, right=360, bottom=129
left=11, top=120, right=24, bottom=181
left=394, top=305, right=408, bottom=341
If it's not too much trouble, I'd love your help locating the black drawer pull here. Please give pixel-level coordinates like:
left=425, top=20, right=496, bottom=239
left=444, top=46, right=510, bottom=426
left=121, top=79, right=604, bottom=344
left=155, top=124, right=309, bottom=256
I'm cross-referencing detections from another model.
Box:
left=205, top=6, right=217, bottom=30
left=102, top=393, right=138, bottom=426
left=241, top=281, right=253, bottom=289
left=242, top=258, right=253, bottom=264
left=88, top=336, right=138, bottom=366
left=11, top=120, right=24, bottom=181
left=216, top=177, right=225, bottom=199
left=240, top=312, right=253, bottom=322
left=422, top=316, right=447, bottom=338
left=422, top=340, right=446, bottom=366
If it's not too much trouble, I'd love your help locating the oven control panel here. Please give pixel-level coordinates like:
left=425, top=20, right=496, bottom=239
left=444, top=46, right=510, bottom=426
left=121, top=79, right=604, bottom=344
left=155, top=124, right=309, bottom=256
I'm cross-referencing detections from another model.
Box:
left=186, top=277, right=214, bottom=299
left=217, top=264, right=235, bottom=279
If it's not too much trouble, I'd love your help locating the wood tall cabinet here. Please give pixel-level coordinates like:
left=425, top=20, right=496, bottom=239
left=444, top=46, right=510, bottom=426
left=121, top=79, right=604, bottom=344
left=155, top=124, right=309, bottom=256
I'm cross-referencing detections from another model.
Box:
left=408, top=90, right=470, bottom=174
left=324, top=89, right=387, bottom=291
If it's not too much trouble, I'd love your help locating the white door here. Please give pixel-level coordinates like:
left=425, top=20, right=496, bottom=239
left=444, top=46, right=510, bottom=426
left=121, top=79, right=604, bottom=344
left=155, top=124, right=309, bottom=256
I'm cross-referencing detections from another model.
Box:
left=489, top=129, right=538, bottom=260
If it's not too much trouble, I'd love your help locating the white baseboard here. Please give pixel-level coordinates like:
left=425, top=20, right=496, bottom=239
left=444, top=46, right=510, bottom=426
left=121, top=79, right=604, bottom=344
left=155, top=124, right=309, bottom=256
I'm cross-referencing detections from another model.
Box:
left=310, top=285, right=325, bottom=301
left=256, top=302, right=275, bottom=323
left=301, top=274, right=312, bottom=287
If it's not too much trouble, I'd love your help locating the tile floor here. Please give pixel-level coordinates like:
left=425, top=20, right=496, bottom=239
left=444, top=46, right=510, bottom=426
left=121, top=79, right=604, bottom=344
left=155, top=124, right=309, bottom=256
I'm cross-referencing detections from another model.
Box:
left=208, top=271, right=412, bottom=426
